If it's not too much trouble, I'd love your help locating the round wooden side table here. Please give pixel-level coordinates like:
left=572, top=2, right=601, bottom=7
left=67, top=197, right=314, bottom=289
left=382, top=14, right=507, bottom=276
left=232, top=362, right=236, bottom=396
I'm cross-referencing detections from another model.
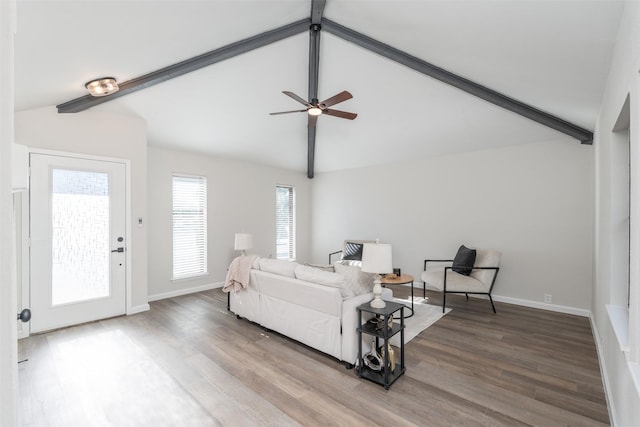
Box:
left=380, top=274, right=414, bottom=318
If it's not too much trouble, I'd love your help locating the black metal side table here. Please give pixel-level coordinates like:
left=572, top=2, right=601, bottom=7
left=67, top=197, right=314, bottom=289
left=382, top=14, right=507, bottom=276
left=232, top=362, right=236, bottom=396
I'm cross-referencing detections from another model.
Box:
left=356, top=301, right=406, bottom=390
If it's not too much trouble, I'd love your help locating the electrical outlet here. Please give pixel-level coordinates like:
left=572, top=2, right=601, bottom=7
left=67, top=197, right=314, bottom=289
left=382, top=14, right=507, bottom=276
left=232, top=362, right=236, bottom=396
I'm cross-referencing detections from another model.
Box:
left=544, top=294, right=552, bottom=304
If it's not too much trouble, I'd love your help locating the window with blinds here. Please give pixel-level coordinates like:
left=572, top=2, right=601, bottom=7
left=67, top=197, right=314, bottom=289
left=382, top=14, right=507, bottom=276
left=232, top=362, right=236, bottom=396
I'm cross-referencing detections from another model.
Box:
left=172, top=174, right=207, bottom=280
left=276, top=185, right=295, bottom=260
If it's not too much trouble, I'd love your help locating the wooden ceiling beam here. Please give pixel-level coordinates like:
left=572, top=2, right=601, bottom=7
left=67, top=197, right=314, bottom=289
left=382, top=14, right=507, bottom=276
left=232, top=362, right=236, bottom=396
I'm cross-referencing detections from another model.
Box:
left=57, top=19, right=310, bottom=113
left=310, top=0, right=326, bottom=25
left=306, top=0, right=325, bottom=178
left=322, top=18, right=594, bottom=144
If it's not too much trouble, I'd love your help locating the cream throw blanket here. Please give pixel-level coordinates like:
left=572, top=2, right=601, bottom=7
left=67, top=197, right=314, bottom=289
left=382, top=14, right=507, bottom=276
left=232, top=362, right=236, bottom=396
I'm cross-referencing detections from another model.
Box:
left=223, top=255, right=257, bottom=293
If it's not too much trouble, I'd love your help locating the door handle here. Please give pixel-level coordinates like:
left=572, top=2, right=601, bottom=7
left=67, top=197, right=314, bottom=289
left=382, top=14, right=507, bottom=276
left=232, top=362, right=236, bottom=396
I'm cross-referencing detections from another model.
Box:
left=111, top=247, right=125, bottom=253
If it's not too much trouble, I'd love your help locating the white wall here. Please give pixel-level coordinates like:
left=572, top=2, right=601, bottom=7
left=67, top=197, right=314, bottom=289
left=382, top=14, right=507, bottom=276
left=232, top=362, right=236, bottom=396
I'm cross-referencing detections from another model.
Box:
left=14, top=106, right=149, bottom=312
left=593, top=1, right=640, bottom=426
left=146, top=146, right=311, bottom=299
left=311, top=138, right=594, bottom=313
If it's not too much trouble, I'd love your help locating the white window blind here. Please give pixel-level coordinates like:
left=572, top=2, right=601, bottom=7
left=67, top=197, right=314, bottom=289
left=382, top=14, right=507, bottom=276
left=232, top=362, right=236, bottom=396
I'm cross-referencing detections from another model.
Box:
left=172, top=174, right=207, bottom=280
left=276, top=185, right=295, bottom=260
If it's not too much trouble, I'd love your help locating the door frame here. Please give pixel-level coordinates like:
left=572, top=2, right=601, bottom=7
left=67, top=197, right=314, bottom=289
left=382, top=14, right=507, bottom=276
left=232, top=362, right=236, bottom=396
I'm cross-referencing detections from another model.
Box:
left=16, top=189, right=29, bottom=339
left=23, top=148, right=132, bottom=337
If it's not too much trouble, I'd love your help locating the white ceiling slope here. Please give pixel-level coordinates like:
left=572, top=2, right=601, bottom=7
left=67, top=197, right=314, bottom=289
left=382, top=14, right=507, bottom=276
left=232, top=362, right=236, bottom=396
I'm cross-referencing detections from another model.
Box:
left=14, top=0, right=624, bottom=175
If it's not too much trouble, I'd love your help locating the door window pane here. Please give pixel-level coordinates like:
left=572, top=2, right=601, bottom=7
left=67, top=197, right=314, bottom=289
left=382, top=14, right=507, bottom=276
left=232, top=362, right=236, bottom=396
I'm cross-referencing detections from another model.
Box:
left=51, top=169, right=110, bottom=306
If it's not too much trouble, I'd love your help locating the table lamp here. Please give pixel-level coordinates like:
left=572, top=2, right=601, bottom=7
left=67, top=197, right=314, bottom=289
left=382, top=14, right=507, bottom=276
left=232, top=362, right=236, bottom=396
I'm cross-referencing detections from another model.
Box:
left=234, top=233, right=253, bottom=256
left=361, top=240, right=393, bottom=308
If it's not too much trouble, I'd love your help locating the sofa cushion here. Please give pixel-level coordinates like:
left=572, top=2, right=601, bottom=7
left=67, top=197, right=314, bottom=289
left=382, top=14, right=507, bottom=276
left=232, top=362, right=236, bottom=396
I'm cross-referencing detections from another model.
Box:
left=252, top=257, right=261, bottom=269
left=452, top=245, right=476, bottom=276
left=303, top=262, right=335, bottom=272
left=335, top=259, right=362, bottom=268
left=258, top=258, right=298, bottom=277
left=294, top=265, right=354, bottom=299
left=334, top=262, right=375, bottom=296
left=255, top=271, right=342, bottom=317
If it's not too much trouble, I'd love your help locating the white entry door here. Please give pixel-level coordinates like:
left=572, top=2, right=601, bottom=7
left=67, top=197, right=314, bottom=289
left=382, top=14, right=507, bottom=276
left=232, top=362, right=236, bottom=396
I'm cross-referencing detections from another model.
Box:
left=30, top=153, right=127, bottom=333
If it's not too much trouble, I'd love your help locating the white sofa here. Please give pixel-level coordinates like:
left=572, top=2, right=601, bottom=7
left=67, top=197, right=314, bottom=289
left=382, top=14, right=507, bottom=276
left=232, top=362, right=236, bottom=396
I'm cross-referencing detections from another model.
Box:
left=228, top=258, right=392, bottom=366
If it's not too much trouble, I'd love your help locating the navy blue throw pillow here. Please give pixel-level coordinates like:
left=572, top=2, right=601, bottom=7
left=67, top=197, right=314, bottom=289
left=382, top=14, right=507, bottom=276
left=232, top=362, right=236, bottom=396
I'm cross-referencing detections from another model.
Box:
left=452, top=245, right=476, bottom=276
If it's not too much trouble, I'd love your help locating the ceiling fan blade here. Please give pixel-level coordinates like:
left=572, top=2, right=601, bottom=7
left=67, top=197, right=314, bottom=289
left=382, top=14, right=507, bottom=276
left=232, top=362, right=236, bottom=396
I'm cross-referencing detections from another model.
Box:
left=307, top=114, right=319, bottom=128
left=269, top=109, right=308, bottom=115
left=283, top=91, right=310, bottom=106
left=324, top=109, right=357, bottom=120
left=319, top=90, right=352, bottom=108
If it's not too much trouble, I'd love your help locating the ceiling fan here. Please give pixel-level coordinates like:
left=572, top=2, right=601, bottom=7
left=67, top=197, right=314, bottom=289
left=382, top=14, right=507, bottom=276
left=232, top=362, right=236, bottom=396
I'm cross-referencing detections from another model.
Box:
left=270, top=90, right=357, bottom=128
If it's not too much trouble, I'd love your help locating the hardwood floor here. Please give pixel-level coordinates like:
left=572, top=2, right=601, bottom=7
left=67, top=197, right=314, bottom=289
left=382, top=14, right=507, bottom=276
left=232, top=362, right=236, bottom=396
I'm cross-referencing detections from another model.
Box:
left=18, top=287, right=609, bottom=426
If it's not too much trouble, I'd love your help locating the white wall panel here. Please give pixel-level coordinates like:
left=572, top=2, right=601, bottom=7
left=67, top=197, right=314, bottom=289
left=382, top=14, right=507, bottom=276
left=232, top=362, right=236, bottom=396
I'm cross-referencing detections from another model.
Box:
left=592, top=2, right=640, bottom=425
left=146, top=147, right=311, bottom=299
left=311, top=138, right=594, bottom=310
left=14, top=106, right=148, bottom=312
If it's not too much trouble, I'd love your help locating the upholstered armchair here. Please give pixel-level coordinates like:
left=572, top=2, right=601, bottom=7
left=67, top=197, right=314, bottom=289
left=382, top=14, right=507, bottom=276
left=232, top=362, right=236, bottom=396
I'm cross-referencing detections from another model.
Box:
left=422, top=246, right=501, bottom=313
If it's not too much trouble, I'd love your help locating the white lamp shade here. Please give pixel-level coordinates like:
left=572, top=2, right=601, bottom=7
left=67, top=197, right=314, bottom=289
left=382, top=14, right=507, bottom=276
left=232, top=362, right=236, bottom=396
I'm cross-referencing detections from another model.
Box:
left=361, top=243, right=392, bottom=274
left=234, top=233, right=253, bottom=251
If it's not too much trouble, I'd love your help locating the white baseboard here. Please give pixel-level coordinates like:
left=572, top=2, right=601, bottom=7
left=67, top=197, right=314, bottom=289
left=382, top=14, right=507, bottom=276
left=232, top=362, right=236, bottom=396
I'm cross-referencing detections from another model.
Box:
left=590, top=315, right=617, bottom=426
left=147, top=282, right=223, bottom=302
left=491, top=294, right=591, bottom=317
left=413, top=281, right=590, bottom=317
left=127, top=303, right=150, bottom=315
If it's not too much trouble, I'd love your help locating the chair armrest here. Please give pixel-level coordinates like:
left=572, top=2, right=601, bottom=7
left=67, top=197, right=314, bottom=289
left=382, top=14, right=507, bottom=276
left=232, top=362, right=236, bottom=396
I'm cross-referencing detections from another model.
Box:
left=329, top=250, right=343, bottom=264
left=424, top=259, right=453, bottom=270
left=443, top=266, right=500, bottom=292
left=443, top=266, right=499, bottom=274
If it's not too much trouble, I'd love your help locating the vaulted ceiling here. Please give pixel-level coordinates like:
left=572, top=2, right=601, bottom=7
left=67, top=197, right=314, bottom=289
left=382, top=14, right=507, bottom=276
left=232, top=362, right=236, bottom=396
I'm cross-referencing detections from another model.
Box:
left=14, top=1, right=624, bottom=176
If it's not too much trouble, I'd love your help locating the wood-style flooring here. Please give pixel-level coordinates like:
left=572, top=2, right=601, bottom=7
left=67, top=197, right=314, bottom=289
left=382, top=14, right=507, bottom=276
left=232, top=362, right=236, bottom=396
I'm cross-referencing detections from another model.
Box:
left=18, top=287, right=609, bottom=426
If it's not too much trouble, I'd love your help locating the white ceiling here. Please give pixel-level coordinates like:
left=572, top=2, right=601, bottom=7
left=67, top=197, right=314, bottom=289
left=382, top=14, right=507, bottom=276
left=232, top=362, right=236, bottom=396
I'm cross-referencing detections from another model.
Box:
left=14, top=0, right=624, bottom=175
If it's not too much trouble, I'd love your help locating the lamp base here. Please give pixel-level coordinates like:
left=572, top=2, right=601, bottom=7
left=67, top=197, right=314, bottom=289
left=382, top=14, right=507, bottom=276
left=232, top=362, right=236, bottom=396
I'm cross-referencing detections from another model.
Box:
left=370, top=276, right=386, bottom=308
left=370, top=296, right=386, bottom=308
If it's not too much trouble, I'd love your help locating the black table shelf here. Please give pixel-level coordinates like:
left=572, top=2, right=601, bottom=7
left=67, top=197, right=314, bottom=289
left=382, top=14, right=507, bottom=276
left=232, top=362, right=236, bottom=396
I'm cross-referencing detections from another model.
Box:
left=356, top=300, right=406, bottom=390
left=358, top=321, right=404, bottom=338
left=359, top=362, right=404, bottom=387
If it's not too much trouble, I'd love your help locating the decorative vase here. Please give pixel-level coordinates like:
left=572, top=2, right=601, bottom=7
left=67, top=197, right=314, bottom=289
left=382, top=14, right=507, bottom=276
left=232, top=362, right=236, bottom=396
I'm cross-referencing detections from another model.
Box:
left=381, top=343, right=396, bottom=371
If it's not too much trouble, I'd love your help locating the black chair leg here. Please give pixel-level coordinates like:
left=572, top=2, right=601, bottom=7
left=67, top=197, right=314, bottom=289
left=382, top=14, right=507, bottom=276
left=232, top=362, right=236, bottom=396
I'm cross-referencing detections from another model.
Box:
left=442, top=292, right=446, bottom=313
left=465, top=293, right=469, bottom=300
left=488, top=294, right=496, bottom=313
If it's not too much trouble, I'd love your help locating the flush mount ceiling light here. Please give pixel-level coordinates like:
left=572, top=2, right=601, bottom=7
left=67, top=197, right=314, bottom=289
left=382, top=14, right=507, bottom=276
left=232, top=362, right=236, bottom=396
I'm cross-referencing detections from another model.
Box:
left=84, top=77, right=119, bottom=97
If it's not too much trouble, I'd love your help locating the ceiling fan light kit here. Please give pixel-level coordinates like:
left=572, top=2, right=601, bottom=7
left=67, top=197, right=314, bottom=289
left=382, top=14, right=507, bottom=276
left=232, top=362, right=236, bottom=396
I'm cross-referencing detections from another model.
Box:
left=85, top=77, right=119, bottom=97
left=308, top=107, right=322, bottom=116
